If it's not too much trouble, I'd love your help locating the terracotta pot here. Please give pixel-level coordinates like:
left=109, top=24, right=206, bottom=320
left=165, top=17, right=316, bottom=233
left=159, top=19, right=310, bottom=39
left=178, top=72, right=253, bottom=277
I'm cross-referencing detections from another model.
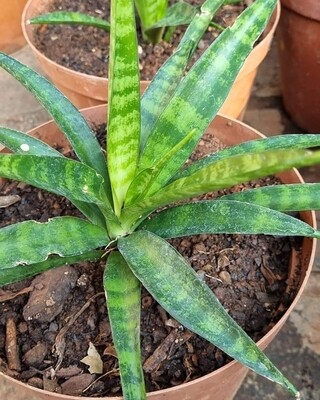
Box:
left=277, top=0, right=320, bottom=132
left=22, top=0, right=280, bottom=117
left=0, top=105, right=316, bottom=399
left=0, top=0, right=28, bottom=54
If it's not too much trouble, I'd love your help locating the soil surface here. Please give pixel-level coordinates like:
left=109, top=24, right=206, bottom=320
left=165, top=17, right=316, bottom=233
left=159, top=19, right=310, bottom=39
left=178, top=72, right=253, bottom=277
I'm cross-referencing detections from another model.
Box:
left=32, top=0, right=250, bottom=80
left=0, top=123, right=302, bottom=397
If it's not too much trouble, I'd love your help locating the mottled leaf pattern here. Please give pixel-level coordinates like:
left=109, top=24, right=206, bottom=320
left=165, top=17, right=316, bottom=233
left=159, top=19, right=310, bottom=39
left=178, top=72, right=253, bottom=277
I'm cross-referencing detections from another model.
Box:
left=29, top=11, right=110, bottom=31
left=0, top=154, right=106, bottom=204
left=104, top=252, right=146, bottom=400
left=125, top=129, right=197, bottom=205
left=175, top=133, right=320, bottom=179
left=122, top=148, right=320, bottom=226
left=139, top=200, right=320, bottom=238
left=0, top=53, right=109, bottom=189
left=222, top=184, right=320, bottom=211
left=0, top=127, right=62, bottom=157
left=125, top=168, right=154, bottom=206
left=140, top=0, right=229, bottom=149
left=118, top=231, right=298, bottom=396
left=107, top=0, right=140, bottom=215
left=138, top=0, right=277, bottom=193
left=0, top=217, right=108, bottom=269
left=0, top=128, right=106, bottom=228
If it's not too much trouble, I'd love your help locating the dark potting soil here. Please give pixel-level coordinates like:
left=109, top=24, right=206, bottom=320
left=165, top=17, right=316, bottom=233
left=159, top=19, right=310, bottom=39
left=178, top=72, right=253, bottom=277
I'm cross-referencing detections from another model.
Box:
left=0, top=124, right=302, bottom=397
left=32, top=0, right=250, bottom=80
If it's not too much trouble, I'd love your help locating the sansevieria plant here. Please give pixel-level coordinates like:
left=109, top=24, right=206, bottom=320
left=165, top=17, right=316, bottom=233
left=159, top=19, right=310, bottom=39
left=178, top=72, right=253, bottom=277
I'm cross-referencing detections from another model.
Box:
left=0, top=0, right=319, bottom=398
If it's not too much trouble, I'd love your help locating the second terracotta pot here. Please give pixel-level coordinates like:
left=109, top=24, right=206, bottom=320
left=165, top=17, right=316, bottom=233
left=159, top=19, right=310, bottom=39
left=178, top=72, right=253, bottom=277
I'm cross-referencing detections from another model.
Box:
left=0, top=0, right=28, bottom=54
left=0, top=106, right=315, bottom=399
left=22, top=0, right=280, bottom=117
left=277, top=0, right=320, bottom=132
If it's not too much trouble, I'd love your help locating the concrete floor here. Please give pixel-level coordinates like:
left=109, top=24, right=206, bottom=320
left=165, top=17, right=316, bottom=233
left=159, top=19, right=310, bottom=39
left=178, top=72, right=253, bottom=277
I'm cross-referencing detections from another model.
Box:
left=0, top=40, right=319, bottom=399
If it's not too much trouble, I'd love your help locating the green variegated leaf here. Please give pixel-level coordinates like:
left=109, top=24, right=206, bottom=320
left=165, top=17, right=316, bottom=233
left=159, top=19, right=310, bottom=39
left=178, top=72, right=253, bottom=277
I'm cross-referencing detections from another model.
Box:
left=0, top=217, right=108, bottom=269
left=138, top=0, right=277, bottom=194
left=121, top=148, right=320, bottom=228
left=175, top=134, right=320, bottom=180
left=135, top=0, right=167, bottom=43
left=222, top=184, right=320, bottom=211
left=29, top=11, right=110, bottom=31
left=0, top=251, right=103, bottom=286
left=125, top=129, right=197, bottom=205
left=0, top=154, right=106, bottom=204
left=0, top=151, right=119, bottom=232
left=0, top=128, right=106, bottom=228
left=148, top=1, right=197, bottom=29
left=104, top=252, right=146, bottom=400
left=107, top=0, right=140, bottom=215
left=0, top=127, right=62, bottom=156
left=139, top=200, right=320, bottom=238
left=0, top=52, right=110, bottom=194
left=125, top=168, right=154, bottom=206
left=140, top=0, right=225, bottom=150
left=118, top=231, right=298, bottom=396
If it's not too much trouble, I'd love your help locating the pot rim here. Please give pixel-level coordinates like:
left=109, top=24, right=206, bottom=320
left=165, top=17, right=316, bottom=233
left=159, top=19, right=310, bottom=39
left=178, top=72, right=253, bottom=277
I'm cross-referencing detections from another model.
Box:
left=0, top=106, right=316, bottom=399
left=21, top=0, right=280, bottom=85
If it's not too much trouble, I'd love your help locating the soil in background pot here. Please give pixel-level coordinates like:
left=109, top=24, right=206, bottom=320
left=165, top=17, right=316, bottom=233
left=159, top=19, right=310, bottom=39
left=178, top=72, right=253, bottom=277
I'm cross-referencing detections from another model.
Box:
left=0, top=124, right=302, bottom=397
left=32, top=0, right=250, bottom=80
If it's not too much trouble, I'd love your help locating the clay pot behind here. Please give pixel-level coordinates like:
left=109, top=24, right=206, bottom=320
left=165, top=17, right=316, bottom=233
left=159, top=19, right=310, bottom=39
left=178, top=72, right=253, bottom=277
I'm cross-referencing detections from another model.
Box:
left=0, top=106, right=315, bottom=400
left=22, top=0, right=280, bottom=118
left=0, top=0, right=28, bottom=54
left=277, top=0, right=320, bottom=132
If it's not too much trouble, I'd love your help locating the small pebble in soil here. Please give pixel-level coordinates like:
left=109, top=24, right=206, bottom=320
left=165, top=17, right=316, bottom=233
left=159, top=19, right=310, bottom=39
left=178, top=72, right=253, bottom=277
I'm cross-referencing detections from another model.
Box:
left=23, top=342, right=48, bottom=368
left=61, top=374, right=95, bottom=396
